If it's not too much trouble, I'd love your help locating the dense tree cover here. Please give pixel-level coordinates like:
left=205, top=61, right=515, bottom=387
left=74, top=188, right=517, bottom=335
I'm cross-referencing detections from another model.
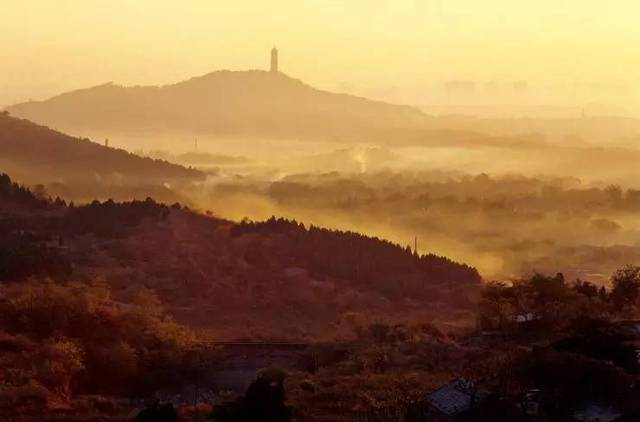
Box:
left=0, top=172, right=49, bottom=208
left=0, top=280, right=200, bottom=415
left=0, top=232, right=71, bottom=281
left=0, top=170, right=481, bottom=339
left=211, top=171, right=640, bottom=285
left=267, top=173, right=640, bottom=217
left=0, top=174, right=172, bottom=279
left=211, top=368, right=291, bottom=422
left=478, top=272, right=612, bottom=331
left=553, top=320, right=640, bottom=374
left=478, top=265, right=640, bottom=334
left=507, top=350, right=640, bottom=420
left=232, top=217, right=481, bottom=300
left=610, top=265, right=640, bottom=313
left=473, top=269, right=640, bottom=420
left=469, top=288, right=640, bottom=421
left=0, top=175, right=71, bottom=280
left=62, top=197, right=170, bottom=237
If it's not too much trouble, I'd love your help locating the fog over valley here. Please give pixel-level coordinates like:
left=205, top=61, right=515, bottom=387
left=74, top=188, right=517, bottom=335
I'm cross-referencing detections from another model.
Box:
left=4, top=2, right=640, bottom=421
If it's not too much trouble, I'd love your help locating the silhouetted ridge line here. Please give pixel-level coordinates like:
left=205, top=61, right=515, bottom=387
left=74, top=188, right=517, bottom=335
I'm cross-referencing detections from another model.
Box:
left=0, top=111, right=203, bottom=181
left=232, top=216, right=481, bottom=296
left=6, top=69, right=427, bottom=142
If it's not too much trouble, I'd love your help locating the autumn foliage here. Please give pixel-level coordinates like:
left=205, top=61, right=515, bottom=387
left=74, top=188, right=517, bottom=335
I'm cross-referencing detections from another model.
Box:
left=0, top=280, right=197, bottom=417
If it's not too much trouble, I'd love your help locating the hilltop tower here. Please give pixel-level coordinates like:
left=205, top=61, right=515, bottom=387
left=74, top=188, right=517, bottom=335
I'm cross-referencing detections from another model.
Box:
left=270, top=46, right=279, bottom=73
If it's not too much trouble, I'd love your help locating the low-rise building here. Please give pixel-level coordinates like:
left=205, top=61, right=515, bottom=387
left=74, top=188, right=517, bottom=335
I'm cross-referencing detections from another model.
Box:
left=421, top=378, right=483, bottom=422
left=573, top=403, right=622, bottom=422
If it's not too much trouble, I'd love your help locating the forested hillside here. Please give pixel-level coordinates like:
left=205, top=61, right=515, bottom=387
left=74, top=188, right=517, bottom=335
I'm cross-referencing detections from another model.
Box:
left=0, top=172, right=481, bottom=340
left=0, top=112, right=203, bottom=202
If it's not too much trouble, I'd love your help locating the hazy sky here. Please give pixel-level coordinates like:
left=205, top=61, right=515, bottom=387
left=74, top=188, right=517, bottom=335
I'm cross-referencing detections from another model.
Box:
left=2, top=0, right=640, bottom=112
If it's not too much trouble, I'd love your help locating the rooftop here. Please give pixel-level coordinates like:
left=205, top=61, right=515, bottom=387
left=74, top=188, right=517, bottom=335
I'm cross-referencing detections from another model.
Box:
left=424, top=378, right=476, bottom=417
left=573, top=403, right=622, bottom=422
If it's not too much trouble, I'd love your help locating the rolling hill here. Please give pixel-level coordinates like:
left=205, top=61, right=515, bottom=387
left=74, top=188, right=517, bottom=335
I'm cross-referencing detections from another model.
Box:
left=0, top=111, right=204, bottom=202
left=6, top=70, right=427, bottom=143
left=0, top=172, right=482, bottom=340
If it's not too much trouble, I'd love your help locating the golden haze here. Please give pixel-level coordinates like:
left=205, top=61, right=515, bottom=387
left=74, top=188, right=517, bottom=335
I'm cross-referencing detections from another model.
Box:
left=1, top=0, right=640, bottom=113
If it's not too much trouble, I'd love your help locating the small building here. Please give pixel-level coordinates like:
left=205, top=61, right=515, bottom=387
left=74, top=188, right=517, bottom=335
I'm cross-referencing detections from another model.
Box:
left=421, top=378, right=483, bottom=422
left=573, top=403, right=622, bottom=422
left=477, top=310, right=541, bottom=334
left=510, top=312, right=539, bottom=324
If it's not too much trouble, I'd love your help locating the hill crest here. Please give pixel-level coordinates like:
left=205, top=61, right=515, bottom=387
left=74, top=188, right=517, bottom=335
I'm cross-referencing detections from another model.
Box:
left=0, top=171, right=481, bottom=339
left=0, top=111, right=203, bottom=190
left=6, top=70, right=427, bottom=142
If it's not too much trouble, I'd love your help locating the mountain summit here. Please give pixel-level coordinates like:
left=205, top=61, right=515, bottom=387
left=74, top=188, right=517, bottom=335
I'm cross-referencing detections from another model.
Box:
left=6, top=70, right=426, bottom=143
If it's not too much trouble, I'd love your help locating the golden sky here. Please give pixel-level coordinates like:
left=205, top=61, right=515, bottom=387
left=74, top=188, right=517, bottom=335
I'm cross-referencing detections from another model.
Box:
left=2, top=0, right=640, bottom=112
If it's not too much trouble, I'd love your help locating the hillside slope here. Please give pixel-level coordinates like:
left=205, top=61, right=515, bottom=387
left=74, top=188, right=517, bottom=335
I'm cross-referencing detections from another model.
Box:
left=0, top=173, right=482, bottom=340
left=0, top=111, right=201, bottom=180
left=6, top=71, right=427, bottom=142
left=0, top=112, right=204, bottom=202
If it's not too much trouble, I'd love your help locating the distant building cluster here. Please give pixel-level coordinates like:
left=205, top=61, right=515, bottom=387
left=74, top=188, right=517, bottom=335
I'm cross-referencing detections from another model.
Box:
left=443, top=80, right=529, bottom=94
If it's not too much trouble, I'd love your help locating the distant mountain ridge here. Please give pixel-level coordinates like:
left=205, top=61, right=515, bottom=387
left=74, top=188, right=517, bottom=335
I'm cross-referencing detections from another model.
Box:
left=0, top=111, right=203, bottom=189
left=6, top=70, right=427, bottom=142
